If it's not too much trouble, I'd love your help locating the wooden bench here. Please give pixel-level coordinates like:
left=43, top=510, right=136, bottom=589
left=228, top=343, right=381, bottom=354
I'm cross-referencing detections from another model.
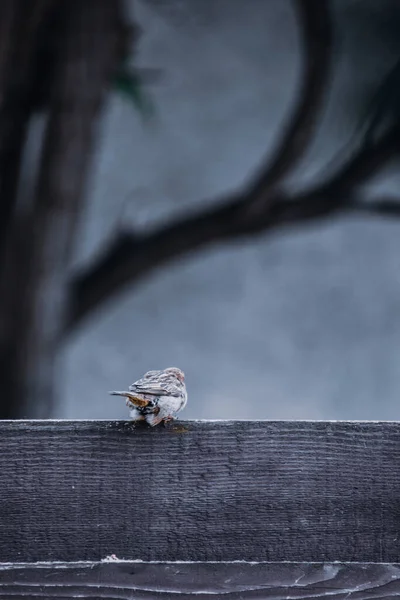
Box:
left=0, top=420, right=399, bottom=598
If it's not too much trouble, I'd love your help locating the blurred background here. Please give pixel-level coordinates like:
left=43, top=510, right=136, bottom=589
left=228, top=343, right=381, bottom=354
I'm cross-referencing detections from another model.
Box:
left=1, top=0, right=400, bottom=420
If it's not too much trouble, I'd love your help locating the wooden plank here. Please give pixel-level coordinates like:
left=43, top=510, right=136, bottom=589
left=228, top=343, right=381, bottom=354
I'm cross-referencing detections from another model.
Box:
left=1, top=420, right=400, bottom=563
left=1, top=561, right=400, bottom=599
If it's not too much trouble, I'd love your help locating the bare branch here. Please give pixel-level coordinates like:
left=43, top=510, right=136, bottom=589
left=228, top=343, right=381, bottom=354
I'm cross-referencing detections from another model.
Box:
left=64, top=0, right=333, bottom=332
left=248, top=0, right=333, bottom=200
left=349, top=197, right=400, bottom=218
left=66, top=124, right=400, bottom=334
left=262, top=126, right=400, bottom=229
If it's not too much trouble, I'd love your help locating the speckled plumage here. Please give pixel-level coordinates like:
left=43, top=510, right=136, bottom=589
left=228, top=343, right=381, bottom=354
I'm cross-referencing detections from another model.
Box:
left=109, top=367, right=187, bottom=426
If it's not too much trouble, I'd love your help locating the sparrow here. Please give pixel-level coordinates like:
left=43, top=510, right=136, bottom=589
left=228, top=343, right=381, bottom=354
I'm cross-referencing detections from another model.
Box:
left=109, top=367, right=187, bottom=427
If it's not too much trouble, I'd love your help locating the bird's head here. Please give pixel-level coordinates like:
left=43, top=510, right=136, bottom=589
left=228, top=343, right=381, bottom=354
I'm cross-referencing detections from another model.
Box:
left=164, top=367, right=185, bottom=383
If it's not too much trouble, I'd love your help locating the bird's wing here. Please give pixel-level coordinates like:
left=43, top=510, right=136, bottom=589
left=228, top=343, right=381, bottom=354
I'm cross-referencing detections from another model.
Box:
left=129, top=370, right=161, bottom=391
left=130, top=378, right=181, bottom=397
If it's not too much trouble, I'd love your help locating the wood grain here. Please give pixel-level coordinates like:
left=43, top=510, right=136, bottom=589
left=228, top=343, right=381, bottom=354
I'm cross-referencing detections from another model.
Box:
left=1, top=561, right=400, bottom=599
left=1, top=420, right=400, bottom=562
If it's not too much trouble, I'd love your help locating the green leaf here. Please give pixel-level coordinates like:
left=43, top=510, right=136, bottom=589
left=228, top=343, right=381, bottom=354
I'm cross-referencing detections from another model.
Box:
left=113, top=67, right=156, bottom=119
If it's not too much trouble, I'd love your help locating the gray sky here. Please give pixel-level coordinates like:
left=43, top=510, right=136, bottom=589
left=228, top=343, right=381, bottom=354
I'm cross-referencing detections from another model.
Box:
left=58, top=0, right=400, bottom=421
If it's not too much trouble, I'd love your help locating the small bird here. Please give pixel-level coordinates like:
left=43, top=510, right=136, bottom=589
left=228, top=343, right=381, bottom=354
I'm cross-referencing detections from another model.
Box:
left=109, top=367, right=187, bottom=427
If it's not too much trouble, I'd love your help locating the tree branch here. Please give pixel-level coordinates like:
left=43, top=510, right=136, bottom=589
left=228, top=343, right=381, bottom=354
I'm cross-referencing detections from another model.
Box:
left=63, top=0, right=400, bottom=335
left=65, top=0, right=333, bottom=332
left=66, top=123, right=400, bottom=334
left=247, top=0, right=333, bottom=200
left=349, top=197, right=400, bottom=218
left=262, top=126, right=400, bottom=229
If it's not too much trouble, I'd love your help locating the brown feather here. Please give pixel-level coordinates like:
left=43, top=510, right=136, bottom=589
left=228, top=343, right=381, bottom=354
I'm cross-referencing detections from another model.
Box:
left=109, top=391, right=149, bottom=408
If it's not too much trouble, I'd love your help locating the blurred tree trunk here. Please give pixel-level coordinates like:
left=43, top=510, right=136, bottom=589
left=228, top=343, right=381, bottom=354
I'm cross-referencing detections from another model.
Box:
left=0, top=1, right=44, bottom=256
left=0, top=0, right=124, bottom=417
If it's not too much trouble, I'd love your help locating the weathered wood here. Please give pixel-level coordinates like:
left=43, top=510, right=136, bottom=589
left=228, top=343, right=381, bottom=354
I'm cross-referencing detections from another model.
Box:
left=1, top=561, right=400, bottom=599
left=1, top=420, right=400, bottom=563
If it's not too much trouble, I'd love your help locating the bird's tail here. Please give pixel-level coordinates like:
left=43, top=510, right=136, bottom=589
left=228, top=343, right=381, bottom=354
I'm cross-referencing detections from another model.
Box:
left=109, top=391, right=149, bottom=408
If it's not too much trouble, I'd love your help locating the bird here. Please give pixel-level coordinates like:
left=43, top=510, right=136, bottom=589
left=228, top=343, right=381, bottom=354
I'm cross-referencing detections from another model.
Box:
left=109, top=367, right=187, bottom=427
